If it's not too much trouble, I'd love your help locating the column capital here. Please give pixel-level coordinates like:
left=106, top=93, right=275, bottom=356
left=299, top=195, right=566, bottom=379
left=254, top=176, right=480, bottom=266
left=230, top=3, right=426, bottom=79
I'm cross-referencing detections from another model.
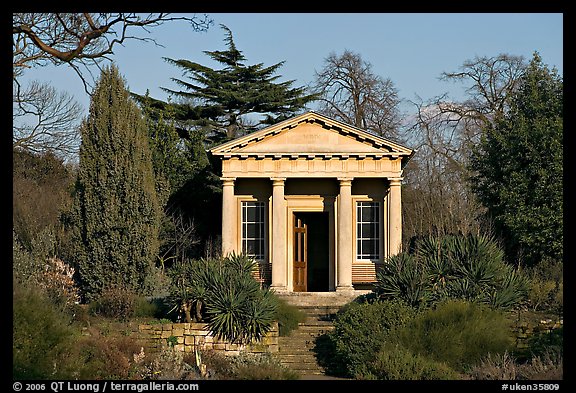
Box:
left=220, top=177, right=236, bottom=186
left=388, top=177, right=403, bottom=186
left=338, top=177, right=354, bottom=186
left=271, top=177, right=286, bottom=186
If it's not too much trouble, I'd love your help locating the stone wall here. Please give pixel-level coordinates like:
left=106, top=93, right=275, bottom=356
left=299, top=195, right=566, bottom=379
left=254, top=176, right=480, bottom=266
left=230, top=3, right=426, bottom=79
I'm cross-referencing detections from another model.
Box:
left=136, top=321, right=278, bottom=356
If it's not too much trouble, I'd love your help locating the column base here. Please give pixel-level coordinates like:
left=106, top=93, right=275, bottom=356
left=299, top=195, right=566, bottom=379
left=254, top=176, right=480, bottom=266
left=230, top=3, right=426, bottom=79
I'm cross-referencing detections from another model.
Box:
left=270, top=285, right=289, bottom=294
left=336, top=285, right=355, bottom=292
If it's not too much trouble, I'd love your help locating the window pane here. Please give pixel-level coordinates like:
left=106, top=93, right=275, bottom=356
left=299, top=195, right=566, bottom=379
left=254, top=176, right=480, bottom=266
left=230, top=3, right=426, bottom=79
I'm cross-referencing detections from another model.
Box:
left=245, top=205, right=258, bottom=222
left=361, top=223, right=375, bottom=238
left=246, top=223, right=260, bottom=239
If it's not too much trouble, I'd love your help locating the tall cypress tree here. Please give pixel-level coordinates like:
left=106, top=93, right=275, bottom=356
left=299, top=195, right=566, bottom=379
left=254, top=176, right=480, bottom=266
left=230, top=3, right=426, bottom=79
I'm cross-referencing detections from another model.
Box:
left=72, top=65, right=161, bottom=300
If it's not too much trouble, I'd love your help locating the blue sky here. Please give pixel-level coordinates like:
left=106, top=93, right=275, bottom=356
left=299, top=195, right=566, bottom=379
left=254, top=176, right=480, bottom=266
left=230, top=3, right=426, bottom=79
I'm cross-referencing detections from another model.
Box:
left=19, top=13, right=563, bottom=117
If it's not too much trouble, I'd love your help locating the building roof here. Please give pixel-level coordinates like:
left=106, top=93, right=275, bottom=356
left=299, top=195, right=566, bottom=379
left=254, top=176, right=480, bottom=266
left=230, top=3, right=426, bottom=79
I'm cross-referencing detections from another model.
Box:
left=210, top=111, right=414, bottom=166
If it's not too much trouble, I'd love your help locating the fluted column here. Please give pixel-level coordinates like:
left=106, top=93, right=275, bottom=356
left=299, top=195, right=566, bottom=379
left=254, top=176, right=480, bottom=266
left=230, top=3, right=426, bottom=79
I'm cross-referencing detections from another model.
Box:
left=388, top=177, right=403, bottom=256
left=337, top=177, right=354, bottom=291
left=271, top=177, right=287, bottom=291
left=221, top=177, right=236, bottom=257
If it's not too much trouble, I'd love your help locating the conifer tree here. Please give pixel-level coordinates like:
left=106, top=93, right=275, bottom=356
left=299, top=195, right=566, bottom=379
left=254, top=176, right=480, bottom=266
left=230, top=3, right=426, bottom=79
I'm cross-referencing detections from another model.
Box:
left=158, top=24, right=318, bottom=144
left=469, top=53, right=562, bottom=267
left=71, top=65, right=161, bottom=300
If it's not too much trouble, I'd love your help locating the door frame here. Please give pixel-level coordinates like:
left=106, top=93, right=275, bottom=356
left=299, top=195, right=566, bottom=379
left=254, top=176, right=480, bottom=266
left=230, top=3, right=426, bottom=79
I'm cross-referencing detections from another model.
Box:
left=285, top=195, right=335, bottom=292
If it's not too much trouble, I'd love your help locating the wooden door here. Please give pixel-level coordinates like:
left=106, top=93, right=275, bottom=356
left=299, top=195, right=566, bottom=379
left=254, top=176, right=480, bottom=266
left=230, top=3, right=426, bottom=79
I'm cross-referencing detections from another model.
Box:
left=293, top=216, right=307, bottom=292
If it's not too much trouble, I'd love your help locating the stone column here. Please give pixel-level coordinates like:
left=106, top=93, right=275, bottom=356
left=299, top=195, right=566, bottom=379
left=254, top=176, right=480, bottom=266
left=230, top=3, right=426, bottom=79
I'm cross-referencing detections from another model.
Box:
left=337, top=177, right=354, bottom=291
left=221, top=177, right=236, bottom=257
left=388, top=177, right=403, bottom=256
left=271, top=177, right=287, bottom=291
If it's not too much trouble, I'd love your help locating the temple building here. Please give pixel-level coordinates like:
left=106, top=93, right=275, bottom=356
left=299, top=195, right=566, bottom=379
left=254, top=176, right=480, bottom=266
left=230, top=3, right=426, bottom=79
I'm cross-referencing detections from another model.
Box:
left=210, top=111, right=414, bottom=292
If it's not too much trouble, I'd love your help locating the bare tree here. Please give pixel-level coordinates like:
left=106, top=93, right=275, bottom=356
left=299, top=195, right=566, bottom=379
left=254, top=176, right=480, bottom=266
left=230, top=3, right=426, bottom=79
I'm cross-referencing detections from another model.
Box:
left=13, top=80, right=83, bottom=159
left=13, top=13, right=212, bottom=93
left=311, top=50, right=402, bottom=139
left=401, top=54, right=526, bottom=240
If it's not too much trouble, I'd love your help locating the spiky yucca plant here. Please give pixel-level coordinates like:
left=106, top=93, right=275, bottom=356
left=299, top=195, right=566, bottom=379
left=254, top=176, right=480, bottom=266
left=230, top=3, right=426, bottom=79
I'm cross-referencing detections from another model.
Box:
left=376, top=234, right=528, bottom=310
left=168, top=253, right=277, bottom=344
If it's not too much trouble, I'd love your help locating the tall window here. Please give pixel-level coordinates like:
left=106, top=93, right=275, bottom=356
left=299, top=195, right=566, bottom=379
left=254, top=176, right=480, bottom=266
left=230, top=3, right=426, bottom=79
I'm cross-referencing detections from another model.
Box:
left=241, top=201, right=265, bottom=260
left=357, top=201, right=380, bottom=260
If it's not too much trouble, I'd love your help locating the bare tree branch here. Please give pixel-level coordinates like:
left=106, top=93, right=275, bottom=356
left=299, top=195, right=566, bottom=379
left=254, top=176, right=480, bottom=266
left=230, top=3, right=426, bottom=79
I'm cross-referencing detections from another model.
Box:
left=13, top=80, right=83, bottom=160
left=13, top=13, right=213, bottom=94
left=311, top=50, right=402, bottom=139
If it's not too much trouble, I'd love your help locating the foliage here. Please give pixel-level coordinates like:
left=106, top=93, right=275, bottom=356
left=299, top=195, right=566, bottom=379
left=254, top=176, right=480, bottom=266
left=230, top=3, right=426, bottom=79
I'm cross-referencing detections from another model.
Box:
left=12, top=149, right=75, bottom=253
left=13, top=229, right=80, bottom=310
left=198, top=351, right=298, bottom=380
left=375, top=253, right=430, bottom=308
left=375, top=233, right=529, bottom=310
left=468, top=350, right=562, bottom=380
left=13, top=280, right=75, bottom=379
left=38, top=257, right=81, bottom=309
left=272, top=294, right=307, bottom=336
left=60, top=333, right=145, bottom=380
left=139, top=92, right=197, bottom=208
left=167, top=253, right=277, bottom=344
left=324, top=299, right=417, bottom=378
left=469, top=52, right=563, bottom=267
left=357, top=343, right=460, bottom=380
left=69, top=64, right=161, bottom=301
left=392, top=300, right=514, bottom=372
left=88, top=285, right=138, bottom=321
left=525, top=259, right=563, bottom=313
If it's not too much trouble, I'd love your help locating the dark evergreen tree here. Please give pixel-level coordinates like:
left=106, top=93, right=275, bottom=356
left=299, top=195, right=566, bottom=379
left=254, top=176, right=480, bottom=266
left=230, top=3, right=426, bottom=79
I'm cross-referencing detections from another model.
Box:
left=469, top=53, right=563, bottom=267
left=156, top=24, right=318, bottom=144
left=71, top=65, right=161, bottom=300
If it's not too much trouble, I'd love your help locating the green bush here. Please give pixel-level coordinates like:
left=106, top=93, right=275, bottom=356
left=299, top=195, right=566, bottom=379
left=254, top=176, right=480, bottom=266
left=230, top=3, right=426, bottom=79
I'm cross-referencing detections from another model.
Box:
left=325, top=299, right=417, bottom=378
left=393, top=299, right=514, bottom=372
left=357, top=343, right=460, bottom=380
left=273, top=295, right=307, bottom=336
left=13, top=281, right=75, bottom=379
left=133, top=296, right=166, bottom=318
left=89, top=285, right=137, bottom=321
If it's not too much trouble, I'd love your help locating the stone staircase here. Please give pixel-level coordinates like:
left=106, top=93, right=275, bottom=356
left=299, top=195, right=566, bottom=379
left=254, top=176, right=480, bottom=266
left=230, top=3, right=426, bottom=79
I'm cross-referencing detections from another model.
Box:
left=274, top=291, right=368, bottom=377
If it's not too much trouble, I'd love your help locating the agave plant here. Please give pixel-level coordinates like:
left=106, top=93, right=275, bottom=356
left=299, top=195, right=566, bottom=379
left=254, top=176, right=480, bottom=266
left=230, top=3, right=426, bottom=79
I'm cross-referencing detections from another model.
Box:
left=167, top=253, right=277, bottom=344
left=374, top=234, right=528, bottom=310
left=375, top=253, right=431, bottom=308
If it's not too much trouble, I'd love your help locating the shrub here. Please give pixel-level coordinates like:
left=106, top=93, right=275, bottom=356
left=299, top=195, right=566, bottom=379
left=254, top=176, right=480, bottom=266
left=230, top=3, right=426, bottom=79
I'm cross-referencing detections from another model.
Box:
left=357, top=343, right=460, bottom=380
left=526, top=259, right=563, bottom=313
left=393, top=299, right=514, bottom=372
left=467, top=352, right=519, bottom=380
left=89, top=285, right=137, bottom=321
left=196, top=351, right=298, bottom=380
left=62, top=334, right=146, bottom=380
left=273, top=295, right=307, bottom=336
left=133, top=296, right=166, bottom=318
left=13, top=280, right=75, bottom=379
left=324, top=299, right=417, bottom=377
left=468, top=350, right=562, bottom=380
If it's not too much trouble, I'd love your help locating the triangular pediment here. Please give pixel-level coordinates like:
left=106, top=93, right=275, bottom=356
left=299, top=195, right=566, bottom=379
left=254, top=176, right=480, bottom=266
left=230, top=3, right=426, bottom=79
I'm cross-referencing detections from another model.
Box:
left=210, top=112, right=413, bottom=159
